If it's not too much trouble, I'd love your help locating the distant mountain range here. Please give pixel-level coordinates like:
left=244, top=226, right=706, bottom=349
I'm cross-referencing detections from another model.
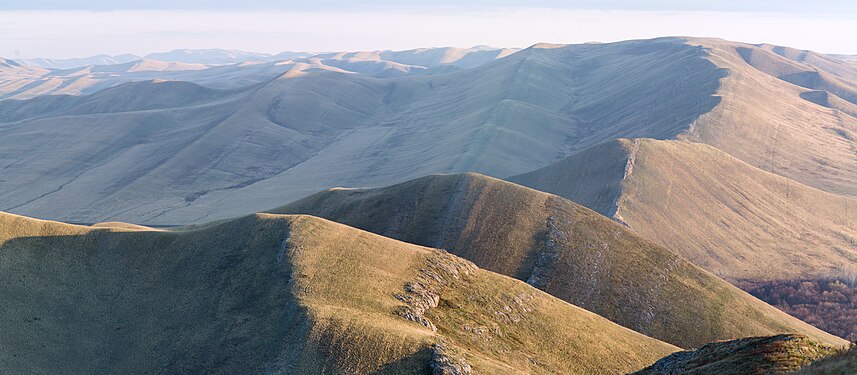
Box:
left=14, top=53, right=142, bottom=69
left=1, top=38, right=853, bottom=226
left=0, top=46, right=517, bottom=100
left=10, top=46, right=517, bottom=69
left=12, top=49, right=307, bottom=68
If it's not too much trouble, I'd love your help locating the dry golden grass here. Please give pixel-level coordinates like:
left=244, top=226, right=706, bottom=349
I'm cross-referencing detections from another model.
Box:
left=512, top=139, right=856, bottom=282
left=685, top=38, right=857, bottom=197
left=0, top=211, right=676, bottom=373
left=272, top=173, right=847, bottom=348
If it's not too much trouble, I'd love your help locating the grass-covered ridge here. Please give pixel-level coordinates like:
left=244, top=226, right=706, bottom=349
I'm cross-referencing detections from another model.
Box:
left=510, top=138, right=857, bottom=282
left=0, top=211, right=676, bottom=373
left=273, top=173, right=847, bottom=349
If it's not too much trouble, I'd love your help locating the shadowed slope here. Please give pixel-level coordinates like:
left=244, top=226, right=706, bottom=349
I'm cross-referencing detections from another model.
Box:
left=0, top=211, right=677, bottom=374
left=510, top=139, right=857, bottom=281
left=0, top=80, right=234, bottom=122
left=272, top=173, right=846, bottom=348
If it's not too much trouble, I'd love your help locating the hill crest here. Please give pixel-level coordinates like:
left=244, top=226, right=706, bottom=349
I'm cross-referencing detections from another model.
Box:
left=510, top=138, right=857, bottom=281
left=273, top=172, right=847, bottom=348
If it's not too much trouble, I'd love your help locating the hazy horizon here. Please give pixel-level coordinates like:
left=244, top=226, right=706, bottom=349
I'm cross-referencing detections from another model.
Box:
left=2, top=1, right=856, bottom=59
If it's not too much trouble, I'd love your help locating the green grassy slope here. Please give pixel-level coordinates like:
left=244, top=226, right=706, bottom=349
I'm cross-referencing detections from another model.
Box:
left=0, top=211, right=676, bottom=374
left=271, top=173, right=847, bottom=348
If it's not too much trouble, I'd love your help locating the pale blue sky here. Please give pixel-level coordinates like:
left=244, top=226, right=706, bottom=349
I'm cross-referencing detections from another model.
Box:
left=1, top=1, right=855, bottom=58
left=4, top=0, right=856, bottom=13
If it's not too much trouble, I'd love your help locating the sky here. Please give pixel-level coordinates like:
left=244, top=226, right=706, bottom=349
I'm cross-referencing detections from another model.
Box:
left=1, top=1, right=856, bottom=58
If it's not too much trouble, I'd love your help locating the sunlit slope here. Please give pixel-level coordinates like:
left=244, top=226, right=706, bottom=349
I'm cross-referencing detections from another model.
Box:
left=0, top=211, right=677, bottom=374
left=510, top=139, right=857, bottom=281
left=272, top=173, right=846, bottom=348
left=685, top=38, right=857, bottom=196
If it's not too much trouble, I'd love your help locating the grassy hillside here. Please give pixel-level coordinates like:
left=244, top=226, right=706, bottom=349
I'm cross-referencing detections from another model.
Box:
left=686, top=38, right=857, bottom=196
left=635, top=334, right=839, bottom=375
left=510, top=138, right=857, bottom=282
left=272, top=173, right=846, bottom=348
left=0, top=211, right=676, bottom=374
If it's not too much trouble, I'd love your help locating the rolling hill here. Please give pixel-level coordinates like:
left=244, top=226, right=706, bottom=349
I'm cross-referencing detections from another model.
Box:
left=0, top=37, right=725, bottom=223
left=3, top=35, right=857, bottom=373
left=271, top=173, right=846, bottom=348
left=1, top=37, right=855, bottom=226
left=683, top=38, right=857, bottom=196
left=509, top=138, right=857, bottom=282
left=0, top=210, right=678, bottom=374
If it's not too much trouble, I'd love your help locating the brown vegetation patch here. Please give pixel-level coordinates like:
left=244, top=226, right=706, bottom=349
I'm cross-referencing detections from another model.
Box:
left=737, top=278, right=857, bottom=342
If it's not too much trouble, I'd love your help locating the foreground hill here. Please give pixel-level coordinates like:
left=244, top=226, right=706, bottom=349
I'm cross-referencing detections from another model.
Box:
left=0, top=211, right=677, bottom=374
left=635, top=334, right=838, bottom=375
left=2, top=37, right=855, bottom=223
left=272, top=173, right=846, bottom=348
left=510, top=139, right=857, bottom=282
left=798, top=346, right=857, bottom=374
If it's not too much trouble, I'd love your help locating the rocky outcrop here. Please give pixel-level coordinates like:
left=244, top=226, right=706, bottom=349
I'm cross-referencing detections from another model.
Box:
left=430, top=342, right=472, bottom=375
left=526, top=215, right=566, bottom=289
left=394, top=250, right=477, bottom=331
